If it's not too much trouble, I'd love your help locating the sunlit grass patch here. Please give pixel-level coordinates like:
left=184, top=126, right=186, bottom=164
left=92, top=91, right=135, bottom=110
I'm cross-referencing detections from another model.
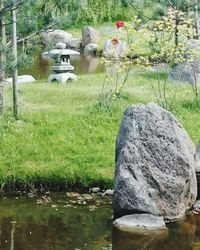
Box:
left=0, top=71, right=199, bottom=190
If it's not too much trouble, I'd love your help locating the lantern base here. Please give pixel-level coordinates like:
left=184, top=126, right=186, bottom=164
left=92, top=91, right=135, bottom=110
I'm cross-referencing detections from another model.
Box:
left=48, top=73, right=78, bottom=83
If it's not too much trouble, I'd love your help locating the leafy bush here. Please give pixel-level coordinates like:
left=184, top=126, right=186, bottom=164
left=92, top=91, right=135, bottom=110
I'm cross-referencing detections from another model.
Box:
left=65, top=0, right=132, bottom=27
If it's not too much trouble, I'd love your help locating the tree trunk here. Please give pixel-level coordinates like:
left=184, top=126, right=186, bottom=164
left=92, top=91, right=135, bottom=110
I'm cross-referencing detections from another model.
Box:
left=0, top=1, right=6, bottom=114
left=12, top=7, right=18, bottom=119
left=175, top=13, right=179, bottom=47
left=194, top=0, right=200, bottom=39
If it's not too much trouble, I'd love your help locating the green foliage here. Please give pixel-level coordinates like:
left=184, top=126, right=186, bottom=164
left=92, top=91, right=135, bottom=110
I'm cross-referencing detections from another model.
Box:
left=56, top=0, right=133, bottom=28
left=149, top=10, right=196, bottom=64
left=6, top=0, right=134, bottom=32
left=98, top=17, right=151, bottom=107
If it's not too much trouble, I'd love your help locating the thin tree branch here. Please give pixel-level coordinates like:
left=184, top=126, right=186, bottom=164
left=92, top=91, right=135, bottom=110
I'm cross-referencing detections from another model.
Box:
left=6, top=24, right=54, bottom=47
left=0, top=0, right=23, bottom=12
left=166, top=0, right=176, bottom=10
left=128, top=2, right=154, bottom=20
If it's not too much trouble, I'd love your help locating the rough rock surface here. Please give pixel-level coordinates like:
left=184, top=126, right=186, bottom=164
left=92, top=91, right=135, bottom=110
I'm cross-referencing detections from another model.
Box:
left=168, top=39, right=200, bottom=85
left=195, top=141, right=200, bottom=199
left=55, top=42, right=66, bottom=49
left=41, top=29, right=73, bottom=46
left=84, top=43, right=98, bottom=55
left=192, top=200, right=200, bottom=214
left=6, top=75, right=36, bottom=84
left=187, top=39, right=200, bottom=49
left=102, top=189, right=114, bottom=196
left=68, top=38, right=82, bottom=49
left=113, top=102, right=197, bottom=221
left=113, top=214, right=167, bottom=233
left=168, top=63, right=200, bottom=85
left=82, top=27, right=99, bottom=47
left=195, top=140, right=200, bottom=170
left=103, top=39, right=126, bottom=59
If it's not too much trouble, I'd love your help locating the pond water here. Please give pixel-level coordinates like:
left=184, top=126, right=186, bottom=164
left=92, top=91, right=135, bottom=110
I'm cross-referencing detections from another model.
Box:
left=0, top=192, right=112, bottom=250
left=19, top=49, right=105, bottom=80
left=1, top=193, right=200, bottom=250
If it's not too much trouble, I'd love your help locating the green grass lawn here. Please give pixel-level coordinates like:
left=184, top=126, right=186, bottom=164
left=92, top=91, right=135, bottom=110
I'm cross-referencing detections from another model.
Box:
left=0, top=71, right=199, bottom=191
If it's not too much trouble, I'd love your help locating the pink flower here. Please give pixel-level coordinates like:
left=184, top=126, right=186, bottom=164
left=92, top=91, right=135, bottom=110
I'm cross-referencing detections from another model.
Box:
left=116, top=20, right=125, bottom=29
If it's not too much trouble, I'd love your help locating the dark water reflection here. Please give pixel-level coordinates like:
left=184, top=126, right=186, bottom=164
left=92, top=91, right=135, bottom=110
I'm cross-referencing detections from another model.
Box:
left=19, top=48, right=105, bottom=80
left=0, top=193, right=112, bottom=250
left=1, top=193, right=200, bottom=250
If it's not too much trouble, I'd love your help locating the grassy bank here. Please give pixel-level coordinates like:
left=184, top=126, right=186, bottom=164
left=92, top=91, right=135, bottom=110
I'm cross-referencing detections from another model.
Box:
left=0, top=71, right=200, bottom=191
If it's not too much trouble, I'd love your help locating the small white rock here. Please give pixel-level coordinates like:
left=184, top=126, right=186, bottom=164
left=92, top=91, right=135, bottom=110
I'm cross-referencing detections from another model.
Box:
left=102, top=189, right=114, bottom=196
left=6, top=75, right=36, bottom=84
left=89, top=187, right=101, bottom=193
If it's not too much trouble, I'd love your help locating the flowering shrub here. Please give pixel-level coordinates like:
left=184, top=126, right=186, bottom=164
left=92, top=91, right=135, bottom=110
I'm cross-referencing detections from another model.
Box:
left=99, top=20, right=130, bottom=106
left=100, top=17, right=151, bottom=106
left=100, top=11, right=200, bottom=108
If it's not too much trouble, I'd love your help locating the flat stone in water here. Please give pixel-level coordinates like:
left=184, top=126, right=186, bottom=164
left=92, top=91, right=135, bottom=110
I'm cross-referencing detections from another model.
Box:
left=113, top=214, right=167, bottom=233
left=195, top=141, right=200, bottom=199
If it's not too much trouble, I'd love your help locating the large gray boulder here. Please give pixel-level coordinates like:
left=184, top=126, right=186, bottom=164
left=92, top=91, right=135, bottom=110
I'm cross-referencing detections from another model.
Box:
left=195, top=140, right=200, bottom=170
left=68, top=38, right=82, bottom=49
left=55, top=42, right=66, bottom=49
left=82, top=26, right=99, bottom=47
left=41, top=29, right=73, bottom=46
left=169, top=39, right=200, bottom=85
left=168, top=62, right=200, bottom=85
left=113, top=103, right=197, bottom=221
left=192, top=199, right=200, bottom=213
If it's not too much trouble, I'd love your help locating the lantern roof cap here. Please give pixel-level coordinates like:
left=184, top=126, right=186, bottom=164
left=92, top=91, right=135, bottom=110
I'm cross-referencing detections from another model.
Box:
left=44, top=49, right=80, bottom=57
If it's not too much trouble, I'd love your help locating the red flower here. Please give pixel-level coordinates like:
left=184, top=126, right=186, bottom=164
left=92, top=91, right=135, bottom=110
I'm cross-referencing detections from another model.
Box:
left=111, top=38, right=119, bottom=45
left=116, top=20, right=125, bottom=29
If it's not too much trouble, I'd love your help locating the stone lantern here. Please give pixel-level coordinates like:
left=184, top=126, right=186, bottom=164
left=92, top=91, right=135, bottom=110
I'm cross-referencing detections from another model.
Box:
left=43, top=49, right=80, bottom=83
